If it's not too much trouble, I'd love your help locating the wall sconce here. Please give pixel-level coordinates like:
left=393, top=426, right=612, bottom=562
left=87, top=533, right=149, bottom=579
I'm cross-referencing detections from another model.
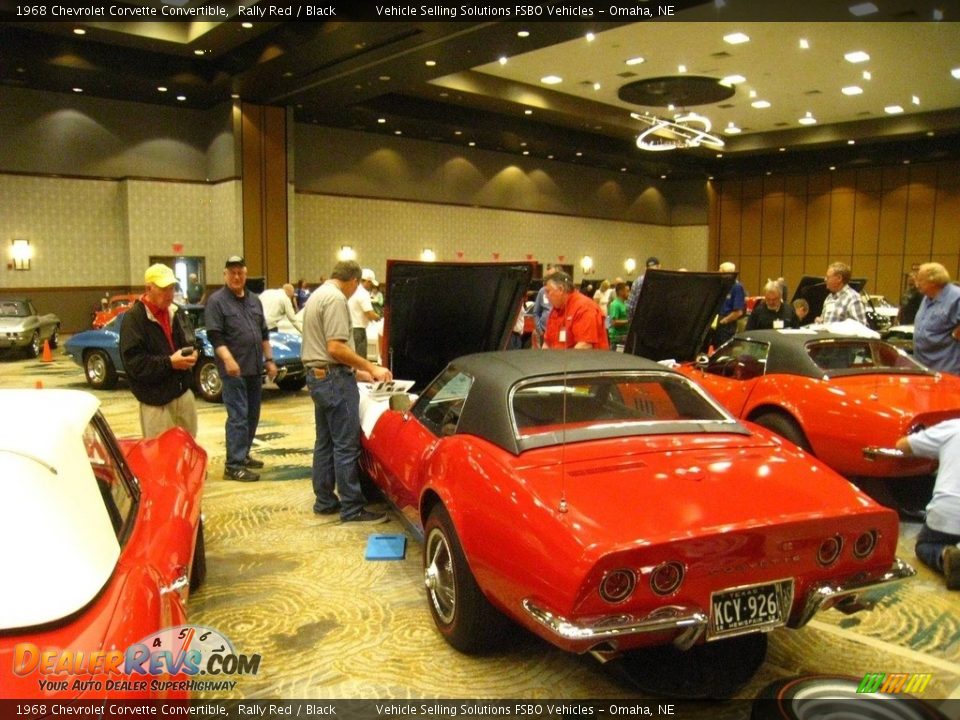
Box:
left=420, top=248, right=436, bottom=262
left=338, top=245, right=356, bottom=261
left=580, top=255, right=594, bottom=274
left=624, top=257, right=637, bottom=275
left=11, top=239, right=32, bottom=270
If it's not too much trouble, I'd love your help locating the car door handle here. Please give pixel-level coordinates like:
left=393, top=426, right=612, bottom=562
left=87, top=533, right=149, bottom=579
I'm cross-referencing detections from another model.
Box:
left=161, top=574, right=190, bottom=597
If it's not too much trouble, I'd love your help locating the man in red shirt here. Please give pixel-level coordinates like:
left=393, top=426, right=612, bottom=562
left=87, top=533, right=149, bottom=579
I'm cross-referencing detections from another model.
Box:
left=542, top=271, right=610, bottom=350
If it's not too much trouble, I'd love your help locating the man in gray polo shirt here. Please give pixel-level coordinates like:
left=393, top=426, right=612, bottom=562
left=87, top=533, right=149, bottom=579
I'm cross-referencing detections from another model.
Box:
left=302, top=260, right=393, bottom=523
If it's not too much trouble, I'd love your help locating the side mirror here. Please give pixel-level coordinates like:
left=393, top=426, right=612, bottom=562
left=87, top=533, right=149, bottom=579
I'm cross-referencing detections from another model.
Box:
left=389, top=393, right=412, bottom=412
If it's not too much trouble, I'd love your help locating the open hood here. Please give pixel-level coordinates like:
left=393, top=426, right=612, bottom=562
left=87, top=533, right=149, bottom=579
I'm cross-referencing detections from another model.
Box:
left=792, top=275, right=867, bottom=321
left=384, top=260, right=534, bottom=390
left=623, top=269, right=735, bottom=362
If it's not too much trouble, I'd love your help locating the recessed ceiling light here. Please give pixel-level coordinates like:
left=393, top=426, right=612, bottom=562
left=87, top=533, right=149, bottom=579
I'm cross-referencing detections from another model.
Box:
left=522, top=151, right=529, bottom=155
left=903, top=159, right=910, bottom=164
left=377, top=118, right=386, bottom=124
left=848, top=139, right=856, bottom=145
left=576, top=151, right=583, bottom=157
left=926, top=131, right=935, bottom=137
left=524, top=109, right=533, bottom=115
left=73, top=28, right=86, bottom=35
left=499, top=56, right=508, bottom=66
left=540, top=75, right=563, bottom=85
left=766, top=171, right=772, bottom=176
left=863, top=70, right=872, bottom=80
left=933, top=8, right=943, bottom=19
left=241, top=22, right=253, bottom=28
left=748, top=89, right=757, bottom=98
left=885, top=105, right=904, bottom=114
left=667, top=104, right=675, bottom=112
left=520, top=142, right=527, bottom=147
left=798, top=112, right=817, bottom=125
left=678, top=64, right=687, bottom=73
left=842, top=86, right=863, bottom=95
left=593, top=82, right=601, bottom=91
left=585, top=32, right=595, bottom=42
left=829, top=166, right=836, bottom=171
left=848, top=2, right=879, bottom=15
left=625, top=56, right=645, bottom=66
left=952, top=68, right=960, bottom=79
left=72, top=87, right=83, bottom=93
left=379, top=76, right=390, bottom=81
left=454, top=130, right=462, bottom=136
left=157, top=86, right=168, bottom=92
left=548, top=155, right=554, bottom=159
left=720, top=74, right=746, bottom=86
left=779, top=147, right=786, bottom=152
left=468, top=141, right=476, bottom=147
left=282, top=71, right=293, bottom=78
left=724, top=32, right=750, bottom=44
left=844, top=51, right=870, bottom=63
left=394, top=130, right=402, bottom=135
left=176, top=95, right=186, bottom=101
left=517, top=30, right=530, bottom=38
left=912, top=95, right=920, bottom=105
left=194, top=49, right=205, bottom=56
left=716, top=153, right=723, bottom=158
left=725, top=122, right=741, bottom=134
left=751, top=100, right=771, bottom=108
left=799, top=38, right=809, bottom=49
left=425, top=60, right=436, bottom=67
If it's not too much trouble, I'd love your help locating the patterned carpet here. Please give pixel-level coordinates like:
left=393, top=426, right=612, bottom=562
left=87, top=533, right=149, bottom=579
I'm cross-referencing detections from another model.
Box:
left=5, top=347, right=959, bottom=706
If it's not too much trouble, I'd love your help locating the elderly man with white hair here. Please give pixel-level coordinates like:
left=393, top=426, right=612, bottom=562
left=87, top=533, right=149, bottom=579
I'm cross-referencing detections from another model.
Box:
left=260, top=283, right=301, bottom=333
left=746, top=279, right=798, bottom=331
left=914, top=262, right=960, bottom=375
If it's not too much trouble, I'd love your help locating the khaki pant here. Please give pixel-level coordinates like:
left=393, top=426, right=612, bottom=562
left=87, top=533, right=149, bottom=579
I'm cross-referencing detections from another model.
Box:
left=139, top=389, right=198, bottom=439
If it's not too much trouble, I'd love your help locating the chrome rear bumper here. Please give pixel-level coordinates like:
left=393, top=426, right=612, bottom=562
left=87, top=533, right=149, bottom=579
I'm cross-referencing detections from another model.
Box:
left=522, top=557, right=915, bottom=654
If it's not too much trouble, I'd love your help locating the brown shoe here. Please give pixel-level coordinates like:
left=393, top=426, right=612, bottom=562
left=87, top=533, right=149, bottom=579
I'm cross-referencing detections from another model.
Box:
left=943, top=546, right=960, bottom=590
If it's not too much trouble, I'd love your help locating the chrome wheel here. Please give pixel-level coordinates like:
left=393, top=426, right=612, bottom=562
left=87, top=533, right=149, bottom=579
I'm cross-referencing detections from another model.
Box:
left=29, top=332, right=40, bottom=358
left=424, top=526, right=457, bottom=625
left=87, top=353, right=107, bottom=383
left=195, top=359, right=223, bottom=402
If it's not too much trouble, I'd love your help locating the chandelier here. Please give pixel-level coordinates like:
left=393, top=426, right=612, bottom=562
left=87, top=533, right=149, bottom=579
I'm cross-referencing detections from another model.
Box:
left=631, top=111, right=725, bottom=152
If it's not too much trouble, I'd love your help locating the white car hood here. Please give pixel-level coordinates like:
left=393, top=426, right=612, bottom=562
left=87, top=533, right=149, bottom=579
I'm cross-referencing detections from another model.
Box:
left=0, top=390, right=121, bottom=630
left=0, top=317, right=28, bottom=332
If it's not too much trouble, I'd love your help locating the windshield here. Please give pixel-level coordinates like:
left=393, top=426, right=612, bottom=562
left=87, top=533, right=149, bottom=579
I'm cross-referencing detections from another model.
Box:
left=512, top=372, right=729, bottom=439
left=0, top=301, right=30, bottom=318
left=806, top=339, right=926, bottom=375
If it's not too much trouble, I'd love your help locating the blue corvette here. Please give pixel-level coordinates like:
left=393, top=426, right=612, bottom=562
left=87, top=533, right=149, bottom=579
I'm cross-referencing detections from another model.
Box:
left=64, top=304, right=305, bottom=402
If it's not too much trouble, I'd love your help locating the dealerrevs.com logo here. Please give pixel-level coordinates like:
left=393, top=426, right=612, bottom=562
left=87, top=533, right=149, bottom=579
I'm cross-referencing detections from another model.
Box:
left=857, top=672, right=933, bottom=695
left=13, top=625, right=261, bottom=694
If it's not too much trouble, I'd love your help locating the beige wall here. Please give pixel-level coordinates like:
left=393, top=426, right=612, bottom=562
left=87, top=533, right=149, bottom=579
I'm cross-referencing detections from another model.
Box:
left=710, top=161, right=960, bottom=300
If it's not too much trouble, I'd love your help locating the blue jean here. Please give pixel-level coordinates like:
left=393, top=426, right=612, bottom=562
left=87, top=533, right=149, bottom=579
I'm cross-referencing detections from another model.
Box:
left=915, top=523, right=960, bottom=573
left=221, top=374, right=262, bottom=471
left=307, top=368, right=365, bottom=519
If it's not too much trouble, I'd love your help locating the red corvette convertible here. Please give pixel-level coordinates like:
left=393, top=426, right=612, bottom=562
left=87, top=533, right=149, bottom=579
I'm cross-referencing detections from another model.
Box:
left=360, top=263, right=913, bottom=674
left=0, top=389, right=207, bottom=700
left=676, top=329, right=960, bottom=479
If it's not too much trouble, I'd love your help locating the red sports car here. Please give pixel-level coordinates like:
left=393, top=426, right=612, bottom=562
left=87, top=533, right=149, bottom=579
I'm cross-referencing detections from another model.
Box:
left=676, top=329, right=960, bottom=479
left=0, top=389, right=207, bottom=700
left=359, top=263, right=913, bottom=680
left=92, top=293, right=139, bottom=329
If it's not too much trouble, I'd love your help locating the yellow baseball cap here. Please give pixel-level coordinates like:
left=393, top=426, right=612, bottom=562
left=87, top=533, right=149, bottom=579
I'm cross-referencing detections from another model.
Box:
left=144, top=263, right=177, bottom=288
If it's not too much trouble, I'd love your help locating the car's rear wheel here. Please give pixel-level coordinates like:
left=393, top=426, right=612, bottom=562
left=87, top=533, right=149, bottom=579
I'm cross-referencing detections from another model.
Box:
left=276, top=375, right=306, bottom=392
left=84, top=349, right=118, bottom=389
left=753, top=412, right=812, bottom=453
left=423, top=505, right=509, bottom=653
left=194, top=358, right=223, bottom=403
left=751, top=675, right=947, bottom=719
left=189, top=516, right=207, bottom=592
left=28, top=331, right=41, bottom=358
left=48, top=326, right=60, bottom=349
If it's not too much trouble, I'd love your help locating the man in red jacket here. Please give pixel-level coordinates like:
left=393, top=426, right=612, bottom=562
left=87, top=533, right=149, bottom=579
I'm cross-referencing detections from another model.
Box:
left=542, top=271, right=610, bottom=350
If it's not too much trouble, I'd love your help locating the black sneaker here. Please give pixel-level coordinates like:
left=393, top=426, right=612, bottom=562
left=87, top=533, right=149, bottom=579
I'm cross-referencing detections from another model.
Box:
left=244, top=455, right=264, bottom=469
left=314, top=503, right=341, bottom=516
left=342, top=509, right=387, bottom=524
left=224, top=467, right=260, bottom=482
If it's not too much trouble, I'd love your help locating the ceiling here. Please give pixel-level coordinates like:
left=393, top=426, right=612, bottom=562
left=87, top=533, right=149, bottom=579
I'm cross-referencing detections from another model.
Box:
left=2, top=0, right=960, bottom=180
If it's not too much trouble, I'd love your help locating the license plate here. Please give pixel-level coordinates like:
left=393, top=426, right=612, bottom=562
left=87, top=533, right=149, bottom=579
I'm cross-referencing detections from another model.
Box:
left=709, top=579, right=793, bottom=639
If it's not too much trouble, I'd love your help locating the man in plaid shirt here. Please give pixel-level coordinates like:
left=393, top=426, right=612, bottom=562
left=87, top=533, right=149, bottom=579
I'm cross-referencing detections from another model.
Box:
left=819, top=261, right=868, bottom=325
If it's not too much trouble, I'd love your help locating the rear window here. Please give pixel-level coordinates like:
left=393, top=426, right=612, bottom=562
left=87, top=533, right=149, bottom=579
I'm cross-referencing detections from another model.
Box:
left=512, top=373, right=727, bottom=436
left=806, top=340, right=925, bottom=374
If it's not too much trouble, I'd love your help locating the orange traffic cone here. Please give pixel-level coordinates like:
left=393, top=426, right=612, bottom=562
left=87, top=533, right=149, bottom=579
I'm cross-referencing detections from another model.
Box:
left=35, top=380, right=43, bottom=389
left=41, top=339, right=53, bottom=362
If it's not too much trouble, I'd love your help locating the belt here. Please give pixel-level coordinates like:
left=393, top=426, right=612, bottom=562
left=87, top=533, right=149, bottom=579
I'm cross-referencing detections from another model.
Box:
left=309, top=364, right=353, bottom=379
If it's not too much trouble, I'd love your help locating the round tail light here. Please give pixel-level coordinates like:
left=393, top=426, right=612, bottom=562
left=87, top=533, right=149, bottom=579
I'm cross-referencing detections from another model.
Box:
left=817, top=535, right=843, bottom=566
left=650, top=561, right=684, bottom=596
left=853, top=530, right=878, bottom=559
left=599, top=569, right=636, bottom=604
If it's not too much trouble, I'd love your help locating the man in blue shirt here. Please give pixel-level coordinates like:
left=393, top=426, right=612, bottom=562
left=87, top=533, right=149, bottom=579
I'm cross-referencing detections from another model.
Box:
left=914, top=262, right=960, bottom=376
left=626, top=256, right=660, bottom=320
left=205, top=256, right=278, bottom=481
left=531, top=264, right=557, bottom=347
left=712, top=261, right=746, bottom=347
